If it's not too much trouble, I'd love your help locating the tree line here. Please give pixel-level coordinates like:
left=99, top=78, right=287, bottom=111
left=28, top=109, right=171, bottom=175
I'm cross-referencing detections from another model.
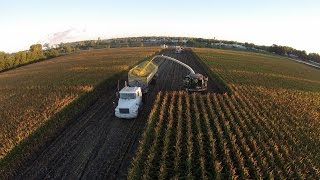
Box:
left=0, top=38, right=151, bottom=72
left=1, top=37, right=319, bottom=72
left=186, top=38, right=320, bottom=64
left=268, top=44, right=320, bottom=63
left=0, top=43, right=77, bottom=72
left=187, top=38, right=320, bottom=64
left=1, top=44, right=45, bottom=71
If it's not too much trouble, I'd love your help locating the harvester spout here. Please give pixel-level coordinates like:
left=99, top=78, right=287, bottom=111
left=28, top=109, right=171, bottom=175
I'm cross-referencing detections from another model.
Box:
left=153, top=55, right=195, bottom=74
left=128, top=53, right=207, bottom=93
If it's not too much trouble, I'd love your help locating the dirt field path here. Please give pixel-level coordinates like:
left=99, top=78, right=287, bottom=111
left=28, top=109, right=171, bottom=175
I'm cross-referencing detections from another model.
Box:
left=15, top=49, right=219, bottom=179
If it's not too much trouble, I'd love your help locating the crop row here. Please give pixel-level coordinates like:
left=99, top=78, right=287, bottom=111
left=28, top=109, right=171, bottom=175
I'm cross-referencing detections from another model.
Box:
left=128, top=91, right=320, bottom=179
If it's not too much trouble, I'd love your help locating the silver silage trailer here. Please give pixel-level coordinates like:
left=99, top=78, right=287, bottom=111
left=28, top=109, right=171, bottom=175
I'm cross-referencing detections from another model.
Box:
left=128, top=61, right=158, bottom=93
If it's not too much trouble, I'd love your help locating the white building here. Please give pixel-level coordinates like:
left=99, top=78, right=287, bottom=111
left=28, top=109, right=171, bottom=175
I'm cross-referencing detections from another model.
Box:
left=160, top=44, right=168, bottom=49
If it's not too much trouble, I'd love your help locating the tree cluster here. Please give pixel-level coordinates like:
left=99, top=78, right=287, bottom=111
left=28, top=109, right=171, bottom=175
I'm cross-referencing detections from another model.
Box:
left=269, top=44, right=319, bottom=63
left=0, top=44, right=46, bottom=71
left=0, top=42, right=85, bottom=71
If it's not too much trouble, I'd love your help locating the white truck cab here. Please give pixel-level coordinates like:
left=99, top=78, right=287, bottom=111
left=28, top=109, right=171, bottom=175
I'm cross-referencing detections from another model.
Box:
left=115, top=86, right=142, bottom=119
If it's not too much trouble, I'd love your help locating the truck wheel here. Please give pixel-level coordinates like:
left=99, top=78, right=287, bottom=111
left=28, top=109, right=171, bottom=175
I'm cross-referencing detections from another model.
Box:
left=139, top=103, right=143, bottom=112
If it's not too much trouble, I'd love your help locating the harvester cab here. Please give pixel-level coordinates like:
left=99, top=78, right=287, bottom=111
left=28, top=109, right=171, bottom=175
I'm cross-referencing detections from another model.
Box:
left=155, top=55, right=208, bottom=92
left=175, top=46, right=183, bottom=53
left=183, top=73, right=208, bottom=92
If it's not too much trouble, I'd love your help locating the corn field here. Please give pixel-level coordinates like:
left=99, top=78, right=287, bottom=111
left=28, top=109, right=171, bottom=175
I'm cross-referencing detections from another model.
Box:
left=128, top=90, right=320, bottom=179
left=195, top=48, right=320, bottom=171
left=129, top=48, right=320, bottom=179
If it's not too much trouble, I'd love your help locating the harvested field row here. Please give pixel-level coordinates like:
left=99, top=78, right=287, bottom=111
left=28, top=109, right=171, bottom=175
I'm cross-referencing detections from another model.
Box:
left=0, top=47, right=159, bottom=160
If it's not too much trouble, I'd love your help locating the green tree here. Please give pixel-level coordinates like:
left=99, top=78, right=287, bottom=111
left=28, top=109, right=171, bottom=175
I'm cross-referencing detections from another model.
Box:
left=309, top=53, right=320, bottom=63
left=29, top=44, right=45, bottom=60
left=45, top=49, right=59, bottom=58
left=4, top=55, right=15, bottom=69
left=0, top=51, right=6, bottom=62
left=14, top=51, right=27, bottom=64
left=64, top=45, right=73, bottom=53
left=0, top=51, right=7, bottom=70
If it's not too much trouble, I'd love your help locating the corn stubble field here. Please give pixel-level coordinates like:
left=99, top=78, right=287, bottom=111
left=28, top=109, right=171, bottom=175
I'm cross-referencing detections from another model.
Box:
left=129, top=48, right=320, bottom=179
left=0, top=47, right=158, bottom=158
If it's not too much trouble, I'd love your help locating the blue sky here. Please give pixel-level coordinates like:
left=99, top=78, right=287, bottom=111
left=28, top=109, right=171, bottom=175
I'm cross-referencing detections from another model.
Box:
left=0, top=0, right=319, bottom=53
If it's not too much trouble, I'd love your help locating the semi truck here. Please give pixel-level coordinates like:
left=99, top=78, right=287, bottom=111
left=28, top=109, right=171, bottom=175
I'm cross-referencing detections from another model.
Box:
left=114, top=86, right=143, bottom=119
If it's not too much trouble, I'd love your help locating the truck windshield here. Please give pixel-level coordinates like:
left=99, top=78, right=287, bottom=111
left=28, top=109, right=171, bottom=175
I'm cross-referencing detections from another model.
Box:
left=120, top=93, right=136, bottom=99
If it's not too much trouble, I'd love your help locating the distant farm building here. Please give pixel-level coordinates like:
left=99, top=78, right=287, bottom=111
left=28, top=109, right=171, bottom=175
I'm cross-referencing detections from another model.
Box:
left=212, top=43, right=247, bottom=49
left=160, top=44, right=168, bottom=49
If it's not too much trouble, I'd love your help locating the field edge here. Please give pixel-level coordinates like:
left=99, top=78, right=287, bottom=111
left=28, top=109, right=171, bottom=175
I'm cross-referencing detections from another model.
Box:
left=190, top=49, right=232, bottom=94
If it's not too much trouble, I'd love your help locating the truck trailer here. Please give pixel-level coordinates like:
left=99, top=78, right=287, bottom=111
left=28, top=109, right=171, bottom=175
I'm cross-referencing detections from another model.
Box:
left=128, top=60, right=158, bottom=93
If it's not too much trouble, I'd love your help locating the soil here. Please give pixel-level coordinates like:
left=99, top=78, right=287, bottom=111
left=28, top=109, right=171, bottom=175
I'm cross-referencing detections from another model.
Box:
left=15, top=49, right=220, bottom=180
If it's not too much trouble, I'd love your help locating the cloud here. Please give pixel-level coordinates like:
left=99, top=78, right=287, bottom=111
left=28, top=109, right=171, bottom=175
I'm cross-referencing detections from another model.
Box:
left=38, top=28, right=87, bottom=45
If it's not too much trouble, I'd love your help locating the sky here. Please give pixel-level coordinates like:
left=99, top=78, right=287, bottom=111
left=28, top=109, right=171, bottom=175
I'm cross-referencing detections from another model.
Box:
left=0, top=0, right=319, bottom=53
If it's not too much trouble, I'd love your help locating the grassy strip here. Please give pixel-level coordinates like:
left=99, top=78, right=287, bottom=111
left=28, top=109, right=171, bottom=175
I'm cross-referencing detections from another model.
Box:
left=0, top=51, right=160, bottom=179
left=190, top=49, right=232, bottom=94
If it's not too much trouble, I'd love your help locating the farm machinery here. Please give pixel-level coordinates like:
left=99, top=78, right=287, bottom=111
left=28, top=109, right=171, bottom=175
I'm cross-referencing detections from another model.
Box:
left=155, top=55, right=208, bottom=92
left=128, top=54, right=208, bottom=92
left=175, top=46, right=183, bottom=53
left=115, top=54, right=208, bottom=119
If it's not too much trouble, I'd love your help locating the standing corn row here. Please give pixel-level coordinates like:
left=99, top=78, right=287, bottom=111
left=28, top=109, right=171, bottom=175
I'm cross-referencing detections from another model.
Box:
left=142, top=93, right=169, bottom=179
left=213, top=94, right=249, bottom=179
left=191, top=93, right=208, bottom=179
left=173, top=91, right=183, bottom=178
left=198, top=94, right=222, bottom=179
left=158, top=92, right=176, bottom=179
left=227, top=89, right=287, bottom=178
left=185, top=94, right=194, bottom=179
left=128, top=92, right=163, bottom=180
left=129, top=89, right=320, bottom=179
left=218, top=94, right=263, bottom=179
left=234, top=85, right=319, bottom=178
left=222, top=93, right=266, bottom=178
left=206, top=94, right=237, bottom=179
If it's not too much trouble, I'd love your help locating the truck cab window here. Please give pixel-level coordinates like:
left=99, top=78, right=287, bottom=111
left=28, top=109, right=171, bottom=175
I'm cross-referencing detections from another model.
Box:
left=120, top=93, right=136, bottom=99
